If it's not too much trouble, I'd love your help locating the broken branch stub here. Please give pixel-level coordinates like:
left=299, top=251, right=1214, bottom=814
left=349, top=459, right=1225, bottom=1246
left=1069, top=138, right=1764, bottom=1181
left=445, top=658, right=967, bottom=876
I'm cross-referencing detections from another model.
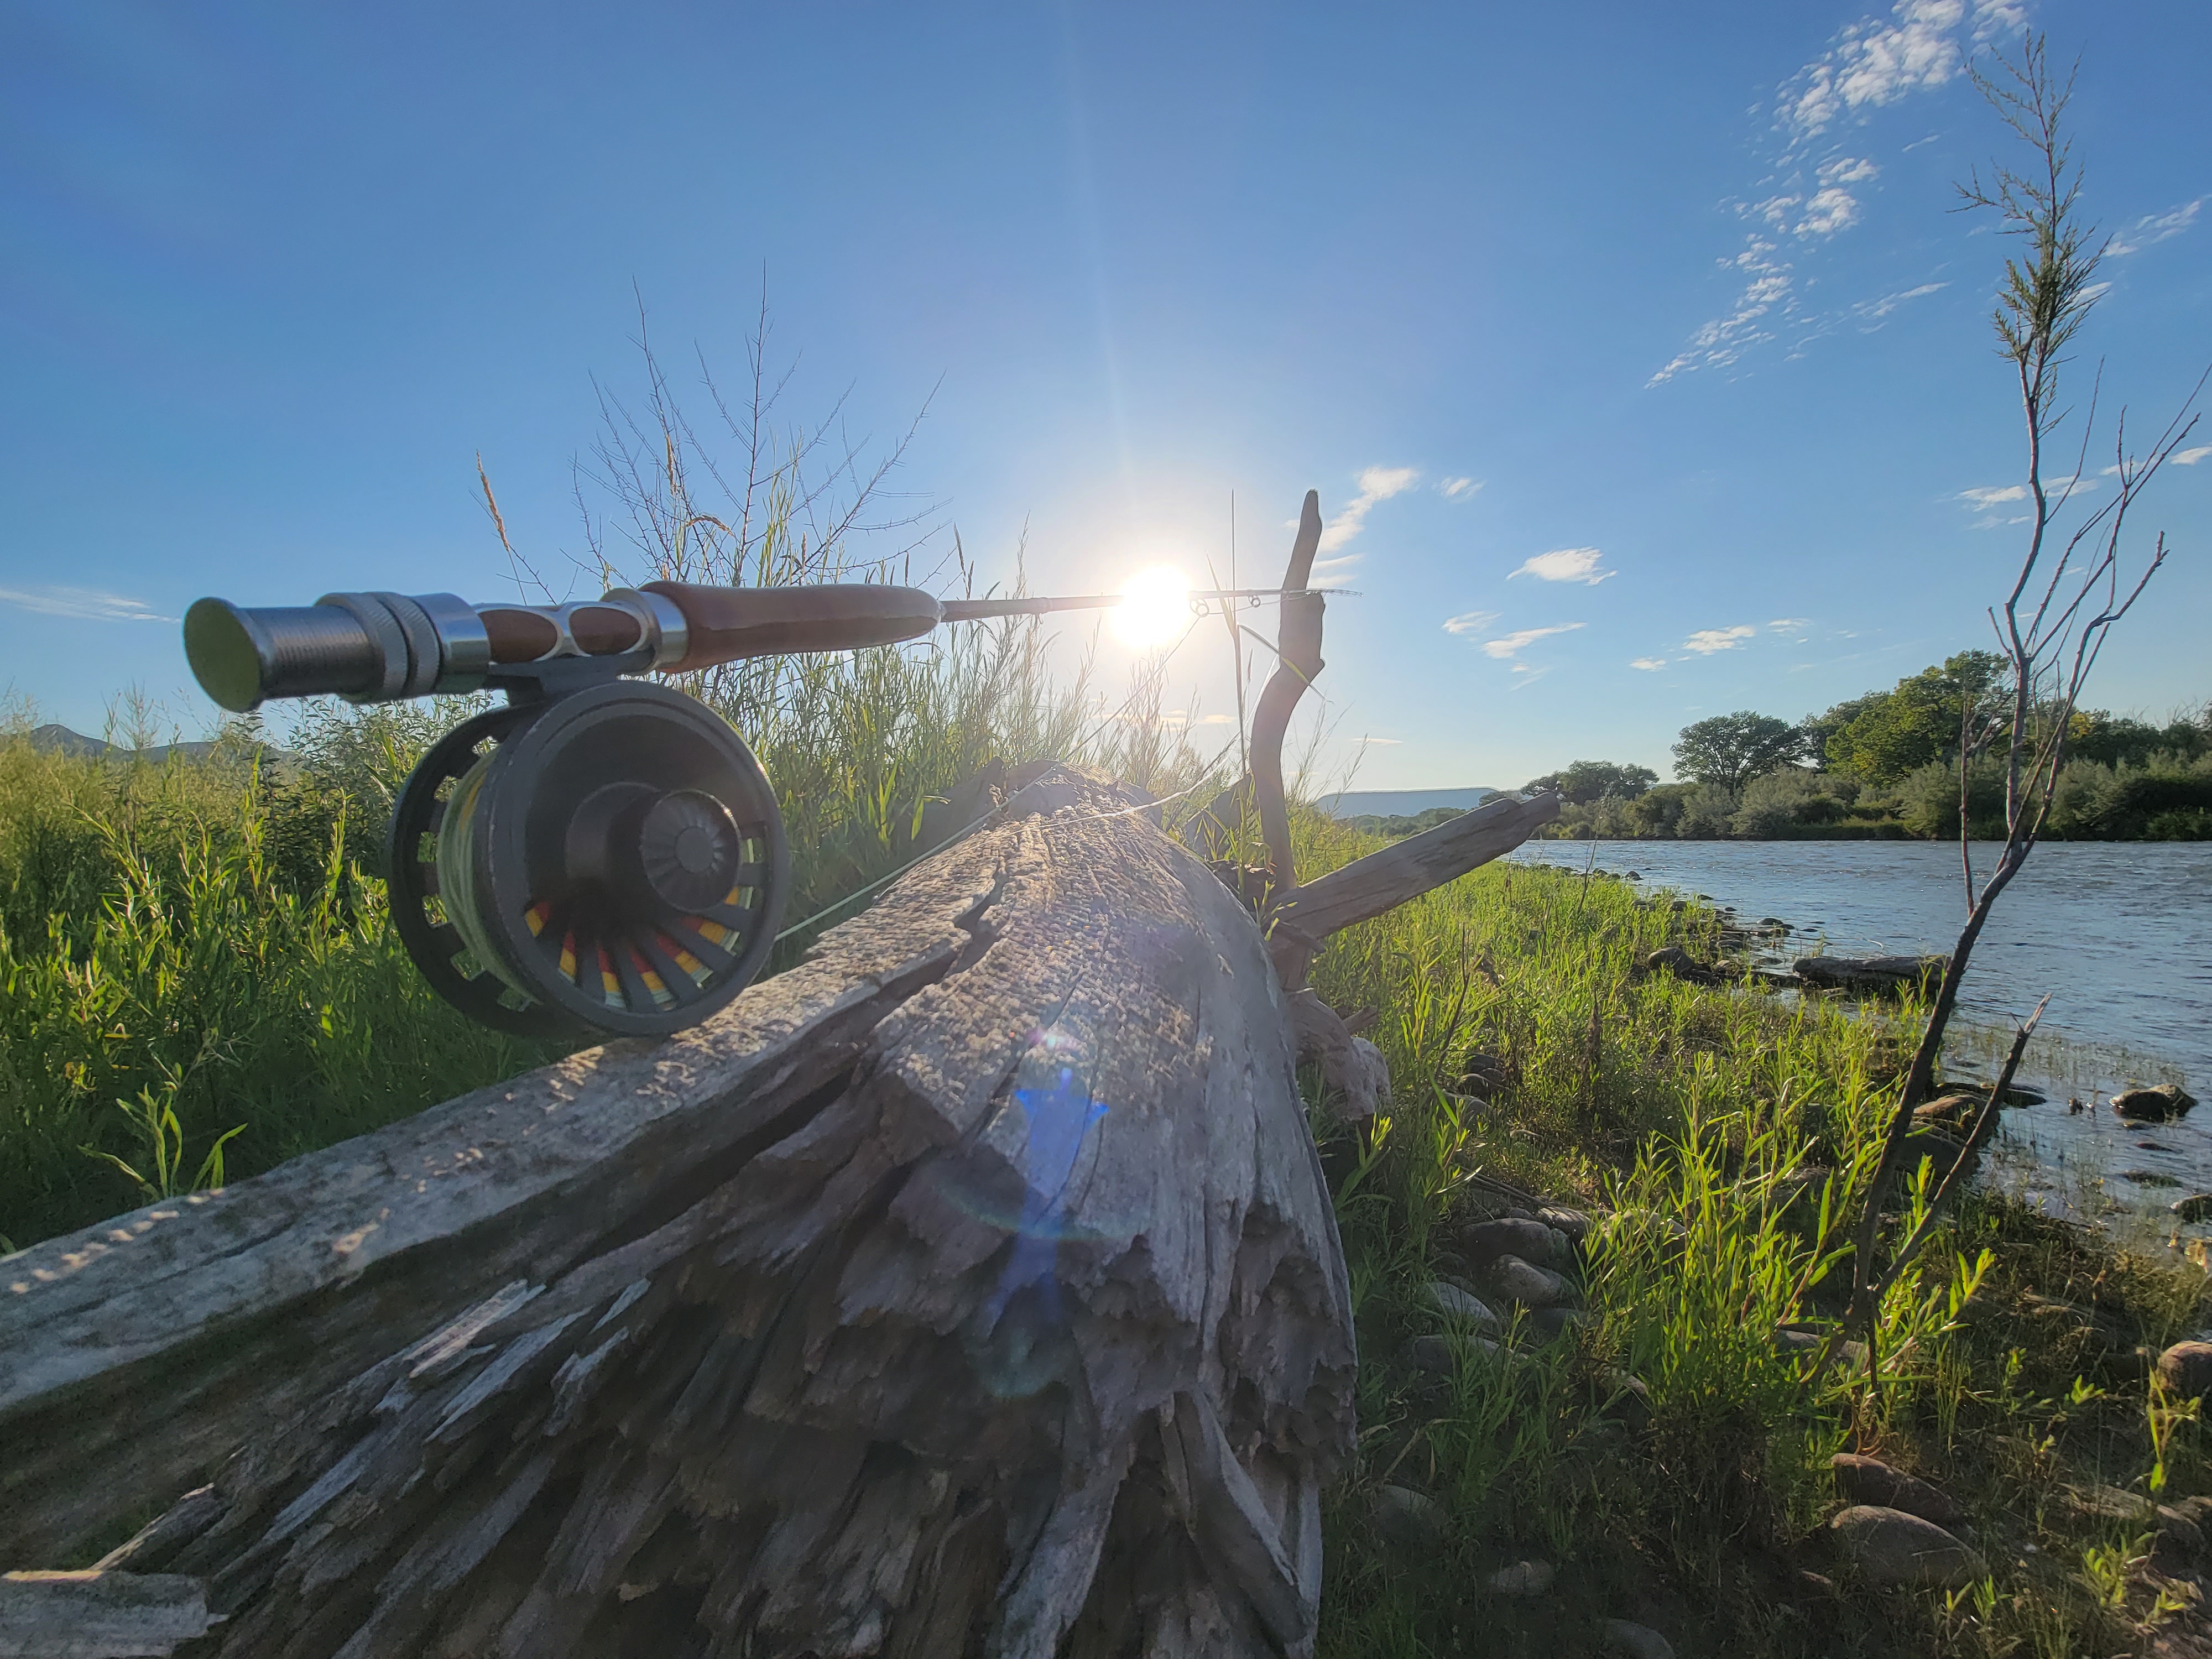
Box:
left=0, top=766, right=1354, bottom=1659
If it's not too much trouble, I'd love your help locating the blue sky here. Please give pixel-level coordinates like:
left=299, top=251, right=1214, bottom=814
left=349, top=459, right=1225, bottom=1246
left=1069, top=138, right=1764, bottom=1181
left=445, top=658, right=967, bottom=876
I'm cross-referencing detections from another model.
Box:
left=4, top=1, right=2206, bottom=789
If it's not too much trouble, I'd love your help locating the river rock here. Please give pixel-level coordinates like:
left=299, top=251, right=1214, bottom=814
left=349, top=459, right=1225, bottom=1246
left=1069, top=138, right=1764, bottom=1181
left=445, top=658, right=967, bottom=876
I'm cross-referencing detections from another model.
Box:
left=1460, top=1051, right=1509, bottom=1094
left=1901, top=1127, right=1974, bottom=1178
left=1913, top=1093, right=1983, bottom=1126
left=1460, top=1217, right=1569, bottom=1268
left=1595, top=1366, right=1652, bottom=1433
left=1535, top=1204, right=1594, bottom=1243
left=2171, top=1193, right=2212, bottom=1223
left=1485, top=1558, right=1555, bottom=1596
left=1830, top=1453, right=1965, bottom=1525
left=1487, top=1254, right=1576, bottom=1308
left=1410, top=1332, right=1502, bottom=1375
left=1793, top=953, right=1945, bottom=994
left=2157, top=1342, right=2212, bottom=1399
left=1373, top=1485, right=1446, bottom=1547
left=1427, top=1281, right=1501, bottom=1328
left=2114, top=1085, right=2198, bottom=1123
left=1601, top=1619, right=1676, bottom=1659
left=2120, top=1168, right=2182, bottom=1187
left=1530, top=1307, right=1590, bottom=1344
left=1828, top=1505, right=1986, bottom=1589
left=1642, top=946, right=1721, bottom=985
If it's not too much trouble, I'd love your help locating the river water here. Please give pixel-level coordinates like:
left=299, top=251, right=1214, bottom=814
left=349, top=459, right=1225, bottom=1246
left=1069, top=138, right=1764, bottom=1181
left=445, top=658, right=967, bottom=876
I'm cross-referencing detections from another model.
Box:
left=1503, top=840, right=2212, bottom=1237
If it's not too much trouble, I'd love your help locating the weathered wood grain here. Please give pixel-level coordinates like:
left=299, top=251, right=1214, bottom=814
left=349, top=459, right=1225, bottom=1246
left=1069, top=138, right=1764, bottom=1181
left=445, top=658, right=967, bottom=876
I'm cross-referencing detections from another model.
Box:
left=0, top=1571, right=216, bottom=1658
left=1269, top=790, right=1562, bottom=985
left=1, top=767, right=1354, bottom=1659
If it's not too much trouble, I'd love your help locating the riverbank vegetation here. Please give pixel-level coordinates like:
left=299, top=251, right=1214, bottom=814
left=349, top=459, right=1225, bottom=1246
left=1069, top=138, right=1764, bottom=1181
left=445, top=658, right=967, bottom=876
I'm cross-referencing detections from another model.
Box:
left=1516, top=682, right=2211, bottom=843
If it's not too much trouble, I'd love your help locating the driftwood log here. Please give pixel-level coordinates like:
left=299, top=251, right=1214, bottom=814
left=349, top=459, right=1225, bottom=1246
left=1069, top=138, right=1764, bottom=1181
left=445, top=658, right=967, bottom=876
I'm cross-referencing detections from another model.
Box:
left=1, top=768, right=1356, bottom=1658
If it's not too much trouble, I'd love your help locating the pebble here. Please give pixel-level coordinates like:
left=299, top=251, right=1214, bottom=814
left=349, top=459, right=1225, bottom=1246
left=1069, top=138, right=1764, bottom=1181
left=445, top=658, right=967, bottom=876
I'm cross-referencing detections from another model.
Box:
left=1828, top=1505, right=1986, bottom=1589
left=1485, top=1558, right=1555, bottom=1596
left=1426, top=1282, right=1501, bottom=1328
left=1487, top=1254, right=1576, bottom=1308
left=1600, top=1619, right=1675, bottom=1659
left=1830, top=1453, right=1965, bottom=1525
left=1372, top=1485, right=1445, bottom=1547
left=2158, top=1341, right=2212, bottom=1399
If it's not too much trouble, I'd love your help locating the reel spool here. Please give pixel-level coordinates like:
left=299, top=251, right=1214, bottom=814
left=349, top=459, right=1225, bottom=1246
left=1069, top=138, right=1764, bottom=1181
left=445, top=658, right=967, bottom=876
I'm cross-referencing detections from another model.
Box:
left=386, top=682, right=789, bottom=1038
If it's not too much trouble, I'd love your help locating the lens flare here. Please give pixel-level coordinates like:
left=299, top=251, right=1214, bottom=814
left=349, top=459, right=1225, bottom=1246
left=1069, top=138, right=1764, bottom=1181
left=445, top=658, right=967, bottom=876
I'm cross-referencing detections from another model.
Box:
left=1111, top=566, right=1191, bottom=648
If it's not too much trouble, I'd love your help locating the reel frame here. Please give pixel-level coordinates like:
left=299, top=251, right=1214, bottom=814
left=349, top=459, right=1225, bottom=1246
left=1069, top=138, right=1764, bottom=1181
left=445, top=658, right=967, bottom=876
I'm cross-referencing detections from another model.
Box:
left=386, top=682, right=790, bottom=1040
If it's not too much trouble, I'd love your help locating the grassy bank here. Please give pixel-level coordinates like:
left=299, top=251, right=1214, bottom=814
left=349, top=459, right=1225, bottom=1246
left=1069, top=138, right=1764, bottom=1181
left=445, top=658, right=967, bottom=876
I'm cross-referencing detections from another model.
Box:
left=3, top=705, right=2206, bottom=1655
left=1295, top=810, right=2211, bottom=1656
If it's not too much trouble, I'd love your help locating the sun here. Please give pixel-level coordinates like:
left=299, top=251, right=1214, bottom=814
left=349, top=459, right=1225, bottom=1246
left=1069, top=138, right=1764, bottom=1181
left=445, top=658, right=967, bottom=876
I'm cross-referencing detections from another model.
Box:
left=1110, top=566, right=1191, bottom=648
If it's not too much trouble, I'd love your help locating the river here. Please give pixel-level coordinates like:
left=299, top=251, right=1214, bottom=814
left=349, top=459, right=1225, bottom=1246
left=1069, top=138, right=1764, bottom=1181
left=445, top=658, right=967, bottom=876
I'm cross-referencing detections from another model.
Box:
left=1504, top=839, right=2212, bottom=1236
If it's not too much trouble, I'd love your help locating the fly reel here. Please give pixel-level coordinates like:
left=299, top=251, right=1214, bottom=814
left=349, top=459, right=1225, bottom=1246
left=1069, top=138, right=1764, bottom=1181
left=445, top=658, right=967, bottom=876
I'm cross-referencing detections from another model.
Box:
left=385, top=682, right=788, bottom=1038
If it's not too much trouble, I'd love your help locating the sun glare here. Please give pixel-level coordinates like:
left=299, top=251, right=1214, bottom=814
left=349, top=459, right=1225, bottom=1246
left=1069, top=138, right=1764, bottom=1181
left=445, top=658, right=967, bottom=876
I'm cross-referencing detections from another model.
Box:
left=1111, top=566, right=1191, bottom=648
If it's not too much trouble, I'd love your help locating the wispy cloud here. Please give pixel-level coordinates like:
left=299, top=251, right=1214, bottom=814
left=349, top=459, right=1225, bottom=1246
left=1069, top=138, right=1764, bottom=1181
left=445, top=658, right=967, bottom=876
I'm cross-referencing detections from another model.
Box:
left=1482, top=623, right=1585, bottom=660
left=2173, top=445, right=2212, bottom=467
left=1850, top=280, right=1947, bottom=326
left=1652, top=1, right=2021, bottom=387
left=1317, top=465, right=1419, bottom=556
left=1437, top=476, right=1482, bottom=500
left=1682, top=625, right=1757, bottom=654
left=1509, top=547, right=1615, bottom=585
left=1768, top=617, right=1812, bottom=630
left=1308, top=554, right=1364, bottom=588
left=1442, top=609, right=1501, bottom=636
left=1958, top=483, right=2027, bottom=507
left=1358, top=735, right=1404, bottom=746
left=2107, top=198, right=2203, bottom=257
left=0, top=585, right=174, bottom=623
left=1630, top=657, right=1669, bottom=671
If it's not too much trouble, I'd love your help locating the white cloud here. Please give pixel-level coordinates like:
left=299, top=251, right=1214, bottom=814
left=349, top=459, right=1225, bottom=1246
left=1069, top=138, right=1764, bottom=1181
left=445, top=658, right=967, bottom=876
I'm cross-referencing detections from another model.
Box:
left=1442, top=609, right=1501, bottom=635
left=1509, top=547, right=1615, bottom=585
left=1318, top=465, right=1419, bottom=555
left=1308, top=553, right=1364, bottom=588
left=1779, top=1, right=1979, bottom=143
left=1796, top=187, right=1863, bottom=236
left=1851, top=280, right=1947, bottom=325
left=2173, top=445, right=2212, bottom=466
left=0, top=585, right=174, bottom=623
left=1655, top=1, right=2018, bottom=385
left=1437, top=476, right=1482, bottom=500
left=1767, top=617, right=1812, bottom=632
left=1682, top=625, right=1757, bottom=654
left=1482, top=623, right=1585, bottom=660
left=1959, top=483, right=2027, bottom=507
left=2107, top=199, right=2203, bottom=257
left=1358, top=735, right=1404, bottom=746
left=1630, top=656, right=1669, bottom=671
left=1194, top=713, right=1237, bottom=726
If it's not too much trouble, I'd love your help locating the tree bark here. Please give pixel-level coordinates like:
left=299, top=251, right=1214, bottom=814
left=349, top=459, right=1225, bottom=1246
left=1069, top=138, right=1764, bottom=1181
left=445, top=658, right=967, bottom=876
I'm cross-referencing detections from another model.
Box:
left=0, top=767, right=1355, bottom=1659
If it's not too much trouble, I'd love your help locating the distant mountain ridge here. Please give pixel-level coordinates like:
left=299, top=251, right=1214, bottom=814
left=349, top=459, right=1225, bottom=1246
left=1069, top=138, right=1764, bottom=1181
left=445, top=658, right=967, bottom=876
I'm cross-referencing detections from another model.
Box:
left=1316, top=786, right=1498, bottom=820
left=23, top=723, right=279, bottom=768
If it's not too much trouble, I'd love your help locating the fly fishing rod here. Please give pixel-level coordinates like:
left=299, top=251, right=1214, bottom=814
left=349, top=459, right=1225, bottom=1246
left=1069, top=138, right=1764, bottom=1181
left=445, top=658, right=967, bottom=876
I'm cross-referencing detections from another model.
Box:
left=182, top=578, right=1311, bottom=1038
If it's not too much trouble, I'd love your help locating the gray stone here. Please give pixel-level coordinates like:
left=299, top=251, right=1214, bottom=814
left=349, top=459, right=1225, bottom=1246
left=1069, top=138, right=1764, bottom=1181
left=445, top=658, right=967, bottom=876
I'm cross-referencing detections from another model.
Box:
left=1460, top=1217, right=1569, bottom=1268
left=1595, top=1366, right=1652, bottom=1433
left=1828, top=1505, right=1986, bottom=1589
left=2113, top=1085, right=2198, bottom=1123
left=1830, top=1453, right=1965, bottom=1525
left=1426, top=1281, right=1501, bottom=1328
left=1530, top=1307, right=1590, bottom=1344
left=1372, top=1484, right=1446, bottom=1547
left=1643, top=946, right=1720, bottom=984
left=2171, top=1193, right=2212, bottom=1223
left=2159, top=1341, right=2212, bottom=1400
left=1485, top=1558, right=1555, bottom=1596
left=1774, top=1325, right=1824, bottom=1356
left=1601, top=1619, right=1676, bottom=1659
left=1409, top=1333, right=1501, bottom=1375
left=1487, top=1254, right=1575, bottom=1308
left=1535, top=1204, right=1594, bottom=1243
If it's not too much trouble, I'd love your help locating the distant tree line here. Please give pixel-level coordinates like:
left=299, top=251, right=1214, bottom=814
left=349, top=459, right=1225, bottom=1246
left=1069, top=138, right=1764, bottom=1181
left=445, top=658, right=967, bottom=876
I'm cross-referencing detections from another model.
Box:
left=1519, top=653, right=2212, bottom=842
